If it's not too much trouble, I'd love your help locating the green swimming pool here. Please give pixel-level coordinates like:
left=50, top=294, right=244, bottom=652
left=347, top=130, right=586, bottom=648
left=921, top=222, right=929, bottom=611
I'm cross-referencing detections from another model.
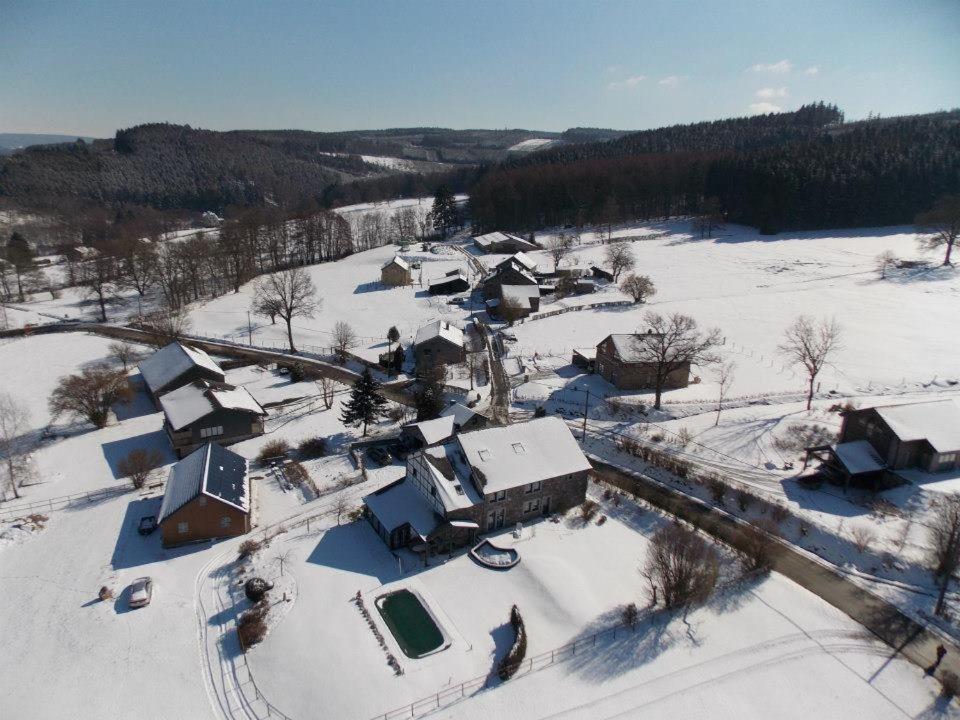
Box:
left=376, top=589, right=445, bottom=659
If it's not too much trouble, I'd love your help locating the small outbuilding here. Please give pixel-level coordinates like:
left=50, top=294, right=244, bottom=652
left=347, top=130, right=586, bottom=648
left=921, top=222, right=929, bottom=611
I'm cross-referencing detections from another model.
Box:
left=486, top=284, right=540, bottom=320
left=158, top=443, right=251, bottom=547
left=571, top=348, right=597, bottom=372
left=138, top=342, right=226, bottom=405
left=473, top=232, right=539, bottom=254
left=591, top=265, right=615, bottom=282
left=414, top=320, right=466, bottom=368
left=381, top=256, right=412, bottom=286
left=427, top=270, right=470, bottom=295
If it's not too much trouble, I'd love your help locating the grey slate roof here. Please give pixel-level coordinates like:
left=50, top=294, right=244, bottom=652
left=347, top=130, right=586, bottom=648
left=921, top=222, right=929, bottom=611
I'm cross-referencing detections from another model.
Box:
left=138, top=342, right=225, bottom=395
left=158, top=443, right=249, bottom=523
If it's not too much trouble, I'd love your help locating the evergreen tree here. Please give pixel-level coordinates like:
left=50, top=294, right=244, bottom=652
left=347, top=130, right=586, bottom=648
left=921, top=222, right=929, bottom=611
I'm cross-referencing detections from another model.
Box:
left=414, top=361, right=447, bottom=421
left=432, top=184, right=459, bottom=239
left=339, top=368, right=386, bottom=436
left=392, top=344, right=405, bottom=374
left=6, top=232, right=33, bottom=302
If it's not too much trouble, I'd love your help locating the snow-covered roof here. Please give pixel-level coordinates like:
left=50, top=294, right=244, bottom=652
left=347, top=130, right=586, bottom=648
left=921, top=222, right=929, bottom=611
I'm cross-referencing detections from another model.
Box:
left=406, top=416, right=457, bottom=446
left=870, top=400, right=960, bottom=453
left=573, top=347, right=597, bottom=360
left=601, top=333, right=661, bottom=363
left=508, top=252, right=538, bottom=272
left=363, top=479, right=440, bottom=538
left=159, top=443, right=249, bottom=523
left=500, top=284, right=540, bottom=306
left=473, top=232, right=538, bottom=251
left=455, top=416, right=591, bottom=493
left=138, top=342, right=224, bottom=395
left=440, top=402, right=478, bottom=427
left=422, top=444, right=482, bottom=510
left=159, top=381, right=265, bottom=431
left=415, top=319, right=464, bottom=348
left=383, top=255, right=410, bottom=271
left=428, top=271, right=468, bottom=287
left=833, top=440, right=886, bottom=475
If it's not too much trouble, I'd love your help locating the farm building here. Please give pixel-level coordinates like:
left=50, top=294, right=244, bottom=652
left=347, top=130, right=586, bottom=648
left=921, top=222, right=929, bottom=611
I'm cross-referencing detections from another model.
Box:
left=590, top=265, right=615, bottom=281
left=414, top=320, right=466, bottom=368
left=481, top=261, right=538, bottom=300
left=159, top=380, right=267, bottom=458
left=157, top=442, right=250, bottom=547
left=486, top=284, right=540, bottom=320
left=571, top=348, right=597, bottom=372
left=806, top=400, right=960, bottom=488
left=138, top=341, right=226, bottom=405
left=381, top=256, right=412, bottom=286
left=399, top=403, right=488, bottom=451
left=363, top=416, right=590, bottom=551
left=595, top=333, right=690, bottom=391
left=473, top=231, right=539, bottom=254
left=427, top=270, right=470, bottom=295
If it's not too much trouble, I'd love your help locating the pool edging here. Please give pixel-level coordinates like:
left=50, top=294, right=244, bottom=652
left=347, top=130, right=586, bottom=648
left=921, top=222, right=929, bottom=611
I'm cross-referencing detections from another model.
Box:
left=374, top=588, right=451, bottom=660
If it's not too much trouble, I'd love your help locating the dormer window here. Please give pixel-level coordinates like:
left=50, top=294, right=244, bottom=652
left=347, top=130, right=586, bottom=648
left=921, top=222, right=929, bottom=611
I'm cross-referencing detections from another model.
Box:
left=512, top=442, right=525, bottom=454
left=478, top=449, right=491, bottom=461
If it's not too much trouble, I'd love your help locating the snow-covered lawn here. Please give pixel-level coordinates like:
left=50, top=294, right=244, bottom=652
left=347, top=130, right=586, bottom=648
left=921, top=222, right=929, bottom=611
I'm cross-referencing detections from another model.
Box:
left=246, top=496, right=952, bottom=720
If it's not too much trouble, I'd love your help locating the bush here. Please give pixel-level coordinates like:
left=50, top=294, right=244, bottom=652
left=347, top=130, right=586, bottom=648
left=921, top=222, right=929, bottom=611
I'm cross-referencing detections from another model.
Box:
left=238, top=539, right=262, bottom=559
left=708, top=478, right=727, bottom=505
left=645, top=523, right=720, bottom=609
left=237, top=605, right=268, bottom=649
left=98, top=585, right=114, bottom=601
left=497, top=605, right=528, bottom=681
left=650, top=433, right=664, bottom=443
left=386, top=404, right=406, bottom=422
left=771, top=505, right=790, bottom=525
left=738, top=520, right=778, bottom=574
left=580, top=499, right=599, bottom=523
left=533, top=406, right=547, bottom=418
left=284, top=461, right=310, bottom=486
left=258, top=439, right=290, bottom=463
left=736, top=489, right=754, bottom=512
left=940, top=670, right=960, bottom=699
left=117, top=448, right=163, bottom=489
left=772, top=422, right=837, bottom=453
left=850, top=526, right=876, bottom=554
left=597, top=515, right=607, bottom=526
left=675, top=427, right=693, bottom=447
left=621, top=602, right=639, bottom=629
left=297, top=436, right=328, bottom=459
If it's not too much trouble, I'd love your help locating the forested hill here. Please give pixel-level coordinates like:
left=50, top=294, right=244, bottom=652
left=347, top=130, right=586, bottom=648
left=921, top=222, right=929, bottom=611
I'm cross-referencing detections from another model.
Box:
left=470, top=105, right=960, bottom=233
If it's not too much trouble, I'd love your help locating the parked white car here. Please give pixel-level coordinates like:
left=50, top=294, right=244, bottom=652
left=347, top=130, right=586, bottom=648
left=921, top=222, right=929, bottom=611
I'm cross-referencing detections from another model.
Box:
left=128, top=577, right=153, bottom=609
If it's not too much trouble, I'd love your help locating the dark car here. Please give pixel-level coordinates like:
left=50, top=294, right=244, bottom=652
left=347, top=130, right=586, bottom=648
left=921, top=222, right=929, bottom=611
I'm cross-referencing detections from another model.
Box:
left=137, top=515, right=157, bottom=535
left=367, top=447, right=391, bottom=466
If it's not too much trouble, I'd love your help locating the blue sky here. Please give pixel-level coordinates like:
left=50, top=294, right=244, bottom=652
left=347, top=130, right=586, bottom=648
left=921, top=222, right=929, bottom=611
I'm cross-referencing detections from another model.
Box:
left=1, top=0, right=957, bottom=137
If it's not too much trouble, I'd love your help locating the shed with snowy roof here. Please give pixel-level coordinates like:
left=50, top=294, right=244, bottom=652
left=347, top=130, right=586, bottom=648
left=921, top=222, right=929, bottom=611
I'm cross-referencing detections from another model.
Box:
left=381, top=255, right=412, bottom=286
left=138, top=341, right=226, bottom=405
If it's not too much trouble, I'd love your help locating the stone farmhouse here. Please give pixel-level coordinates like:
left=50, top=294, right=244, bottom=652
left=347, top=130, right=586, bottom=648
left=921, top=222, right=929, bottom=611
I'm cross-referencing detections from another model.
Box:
left=413, top=320, right=466, bottom=368
left=595, top=333, right=690, bottom=391
left=363, top=416, right=590, bottom=552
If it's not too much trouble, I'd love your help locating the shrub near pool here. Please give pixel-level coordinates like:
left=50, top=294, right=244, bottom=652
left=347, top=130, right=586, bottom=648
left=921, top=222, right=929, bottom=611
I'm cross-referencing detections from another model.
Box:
left=376, top=590, right=445, bottom=659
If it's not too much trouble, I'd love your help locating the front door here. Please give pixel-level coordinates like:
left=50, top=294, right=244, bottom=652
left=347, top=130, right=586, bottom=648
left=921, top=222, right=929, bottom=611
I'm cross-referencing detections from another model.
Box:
left=487, top=508, right=505, bottom=531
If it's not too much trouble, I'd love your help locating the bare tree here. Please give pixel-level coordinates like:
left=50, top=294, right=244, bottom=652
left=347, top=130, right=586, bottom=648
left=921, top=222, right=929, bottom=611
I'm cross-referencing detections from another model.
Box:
left=631, top=312, right=722, bottom=410
left=544, top=234, right=574, bottom=272
left=916, top=194, right=960, bottom=266
left=692, top=196, right=724, bottom=239
left=875, top=250, right=897, bottom=280
left=333, top=490, right=350, bottom=525
left=316, top=376, right=338, bottom=410
left=48, top=366, right=132, bottom=428
left=117, top=448, right=163, bottom=489
left=108, top=341, right=137, bottom=371
left=603, top=242, right=635, bottom=281
left=778, top=315, right=842, bottom=411
left=620, top=273, right=656, bottom=304
left=274, top=549, right=294, bottom=577
left=140, top=305, right=191, bottom=347
left=714, top=360, right=736, bottom=426
left=0, top=393, right=31, bottom=500
left=78, top=253, right=119, bottom=322
left=332, top=321, right=357, bottom=363
left=930, top=494, right=960, bottom=617
left=644, top=522, right=720, bottom=609
left=251, top=267, right=319, bottom=353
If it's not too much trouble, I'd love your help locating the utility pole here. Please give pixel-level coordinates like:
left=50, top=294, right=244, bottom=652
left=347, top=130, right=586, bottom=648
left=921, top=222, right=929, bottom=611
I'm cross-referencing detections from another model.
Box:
left=581, top=387, right=590, bottom=442
left=247, top=311, right=252, bottom=345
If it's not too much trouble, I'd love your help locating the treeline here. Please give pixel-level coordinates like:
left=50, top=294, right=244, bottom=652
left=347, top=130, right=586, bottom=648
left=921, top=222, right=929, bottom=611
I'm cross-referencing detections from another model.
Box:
left=470, top=105, right=960, bottom=233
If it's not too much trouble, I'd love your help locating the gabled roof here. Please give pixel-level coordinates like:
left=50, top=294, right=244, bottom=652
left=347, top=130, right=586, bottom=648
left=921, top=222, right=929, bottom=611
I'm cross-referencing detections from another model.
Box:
left=415, top=320, right=464, bottom=348
left=420, top=444, right=482, bottom=510
left=158, top=443, right=249, bottom=523
left=363, top=479, right=440, bottom=537
left=428, top=271, right=468, bottom=287
left=139, top=342, right=225, bottom=395
left=473, top=231, right=537, bottom=250
left=159, top=380, right=266, bottom=431
left=833, top=440, right=886, bottom=475
left=440, top=402, right=479, bottom=427
left=870, top=400, right=960, bottom=453
left=599, top=333, right=663, bottom=363
left=382, top=255, right=410, bottom=271
left=500, top=284, right=540, bottom=305
left=503, top=252, right=538, bottom=273
left=405, top=415, right=457, bottom=446
left=455, top=416, right=591, bottom=493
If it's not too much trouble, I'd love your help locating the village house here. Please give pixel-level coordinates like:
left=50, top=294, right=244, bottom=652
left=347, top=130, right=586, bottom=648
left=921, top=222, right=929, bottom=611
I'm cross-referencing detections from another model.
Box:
left=363, top=416, right=591, bottom=552
left=427, top=270, right=470, bottom=295
left=157, top=442, right=251, bottom=547
left=595, top=333, right=690, bottom=391
left=414, top=320, right=466, bottom=368
left=380, top=255, right=412, bottom=286
left=138, top=341, right=226, bottom=406
left=62, top=245, right=101, bottom=263
left=473, top=231, right=539, bottom=254
left=481, top=253, right=539, bottom=300
left=805, top=399, right=960, bottom=489
left=486, top=284, right=541, bottom=320
left=399, top=403, right=488, bottom=451
left=159, top=380, right=267, bottom=458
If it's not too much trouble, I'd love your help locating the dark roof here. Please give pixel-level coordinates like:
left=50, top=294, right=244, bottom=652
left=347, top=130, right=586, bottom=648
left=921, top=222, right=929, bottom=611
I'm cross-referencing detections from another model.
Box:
left=158, top=443, right=249, bottom=523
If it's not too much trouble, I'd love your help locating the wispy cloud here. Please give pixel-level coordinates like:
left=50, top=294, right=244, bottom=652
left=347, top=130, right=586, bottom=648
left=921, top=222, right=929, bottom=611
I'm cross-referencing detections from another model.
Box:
left=749, top=59, right=793, bottom=74
left=606, top=65, right=623, bottom=74
left=756, top=87, right=788, bottom=99
left=607, top=74, right=646, bottom=90
left=658, top=75, right=685, bottom=87
left=804, top=66, right=819, bottom=76
left=749, top=101, right=782, bottom=114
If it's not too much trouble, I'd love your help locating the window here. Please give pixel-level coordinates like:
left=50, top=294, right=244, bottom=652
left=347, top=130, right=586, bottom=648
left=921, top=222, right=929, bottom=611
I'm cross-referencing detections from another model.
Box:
left=523, top=498, right=541, bottom=514
left=489, top=489, right=506, bottom=503
left=177, top=522, right=189, bottom=534
left=220, top=516, right=232, bottom=528
left=524, top=481, right=542, bottom=494
left=200, top=425, right=223, bottom=439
